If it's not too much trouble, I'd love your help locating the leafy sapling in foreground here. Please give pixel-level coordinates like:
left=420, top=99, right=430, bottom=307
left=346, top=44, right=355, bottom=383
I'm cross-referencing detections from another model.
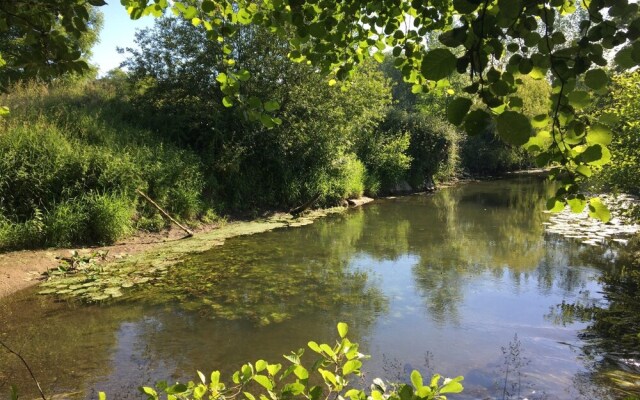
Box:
left=99, top=323, right=463, bottom=400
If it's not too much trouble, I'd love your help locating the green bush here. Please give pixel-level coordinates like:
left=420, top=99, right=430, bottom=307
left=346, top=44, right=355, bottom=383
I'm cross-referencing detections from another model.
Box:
left=0, top=82, right=207, bottom=250
left=44, top=199, right=90, bottom=247
left=376, top=110, right=458, bottom=191
left=85, top=193, right=134, bottom=245
left=459, top=129, right=530, bottom=175
left=332, top=154, right=366, bottom=201
left=0, top=212, right=45, bottom=251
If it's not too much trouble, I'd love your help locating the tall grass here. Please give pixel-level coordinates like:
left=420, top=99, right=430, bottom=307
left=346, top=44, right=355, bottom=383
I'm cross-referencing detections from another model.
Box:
left=0, top=81, right=207, bottom=251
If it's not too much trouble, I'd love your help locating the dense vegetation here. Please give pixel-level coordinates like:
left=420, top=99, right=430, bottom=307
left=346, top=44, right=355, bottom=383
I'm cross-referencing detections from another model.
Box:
left=0, top=15, right=546, bottom=251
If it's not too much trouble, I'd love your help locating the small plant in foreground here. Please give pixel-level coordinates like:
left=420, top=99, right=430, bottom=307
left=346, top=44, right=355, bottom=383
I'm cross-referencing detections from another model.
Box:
left=98, top=323, right=463, bottom=400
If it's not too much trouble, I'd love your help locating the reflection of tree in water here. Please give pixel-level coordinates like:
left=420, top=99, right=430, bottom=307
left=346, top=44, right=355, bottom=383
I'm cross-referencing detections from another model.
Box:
left=546, top=237, right=640, bottom=398
left=405, top=178, right=569, bottom=324
left=0, top=291, right=146, bottom=399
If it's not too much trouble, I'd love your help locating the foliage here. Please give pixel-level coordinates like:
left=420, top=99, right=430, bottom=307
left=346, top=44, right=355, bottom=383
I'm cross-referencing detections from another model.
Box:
left=122, top=20, right=392, bottom=209
left=586, top=71, right=640, bottom=196
left=111, top=0, right=640, bottom=218
left=0, top=0, right=103, bottom=91
left=98, top=323, right=464, bottom=400
left=0, top=82, right=207, bottom=250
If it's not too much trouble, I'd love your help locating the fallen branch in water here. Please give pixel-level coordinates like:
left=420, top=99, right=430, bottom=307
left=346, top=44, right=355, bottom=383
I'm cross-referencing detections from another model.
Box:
left=0, top=339, right=46, bottom=400
left=289, top=193, right=321, bottom=217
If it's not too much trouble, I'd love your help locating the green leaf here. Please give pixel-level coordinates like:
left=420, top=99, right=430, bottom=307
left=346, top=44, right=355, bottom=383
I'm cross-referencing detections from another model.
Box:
left=498, top=0, right=521, bottom=19
left=567, top=90, right=591, bottom=110
left=599, top=113, right=619, bottom=126
left=98, top=392, right=107, bottom=400
left=342, top=360, right=362, bottom=375
left=439, top=377, right=464, bottom=394
left=222, top=96, right=234, bottom=108
left=589, top=198, right=611, bottom=222
left=260, top=114, right=275, bottom=128
left=464, top=109, right=492, bottom=136
left=255, top=360, right=267, bottom=372
left=319, top=369, right=337, bottom=386
left=567, top=196, right=587, bottom=213
left=578, top=144, right=603, bottom=164
left=587, top=124, right=612, bottom=145
left=264, top=100, right=280, bottom=112
left=266, top=363, right=282, bottom=376
left=410, top=370, right=423, bottom=389
left=0, top=106, right=9, bottom=116
left=308, top=341, right=322, bottom=353
left=211, top=371, right=220, bottom=387
left=202, top=0, right=215, bottom=13
left=447, top=97, right=472, bottom=126
left=496, top=111, right=532, bottom=146
left=294, top=365, right=309, bottom=379
left=244, top=392, right=256, bottom=400
left=283, top=382, right=306, bottom=395
left=253, top=375, right=273, bottom=390
left=166, top=384, right=188, bottom=394
left=421, top=49, right=457, bottom=81
left=576, top=165, right=593, bottom=177
left=615, top=46, right=637, bottom=69
left=216, top=72, right=228, bottom=84
left=337, top=322, right=349, bottom=338
left=584, top=69, right=608, bottom=90
left=236, top=69, right=251, bottom=81
left=531, top=114, right=549, bottom=128
left=373, top=52, right=385, bottom=63
left=140, top=386, right=158, bottom=397
left=320, top=344, right=336, bottom=359
left=546, top=197, right=565, bottom=212
left=88, top=0, right=107, bottom=5
left=183, top=6, right=198, bottom=19
left=453, top=0, right=479, bottom=13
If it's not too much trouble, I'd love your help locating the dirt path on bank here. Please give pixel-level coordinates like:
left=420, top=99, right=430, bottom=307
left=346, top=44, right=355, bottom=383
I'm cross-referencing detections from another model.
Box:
left=0, top=225, right=212, bottom=299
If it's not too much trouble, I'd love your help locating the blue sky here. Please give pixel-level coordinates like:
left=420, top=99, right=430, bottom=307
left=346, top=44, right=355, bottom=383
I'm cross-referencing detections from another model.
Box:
left=90, top=1, right=155, bottom=76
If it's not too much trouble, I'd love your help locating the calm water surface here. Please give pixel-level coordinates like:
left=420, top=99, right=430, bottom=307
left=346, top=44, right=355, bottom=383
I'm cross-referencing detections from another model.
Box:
left=0, top=178, right=621, bottom=399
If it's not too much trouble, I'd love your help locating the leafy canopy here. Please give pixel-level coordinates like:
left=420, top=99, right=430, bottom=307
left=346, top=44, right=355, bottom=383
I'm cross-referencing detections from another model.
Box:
left=2, top=0, right=639, bottom=218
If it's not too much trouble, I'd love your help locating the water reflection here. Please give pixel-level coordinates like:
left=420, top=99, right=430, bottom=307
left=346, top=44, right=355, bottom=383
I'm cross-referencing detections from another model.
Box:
left=0, top=177, right=621, bottom=399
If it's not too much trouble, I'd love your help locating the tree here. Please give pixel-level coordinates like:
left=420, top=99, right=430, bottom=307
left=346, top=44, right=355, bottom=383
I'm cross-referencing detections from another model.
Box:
left=121, top=18, right=392, bottom=208
left=0, top=0, right=103, bottom=91
left=2, top=0, right=639, bottom=218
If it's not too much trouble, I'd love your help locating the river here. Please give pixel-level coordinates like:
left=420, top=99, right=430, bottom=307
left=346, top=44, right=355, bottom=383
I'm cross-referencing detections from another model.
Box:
left=0, top=177, right=627, bottom=399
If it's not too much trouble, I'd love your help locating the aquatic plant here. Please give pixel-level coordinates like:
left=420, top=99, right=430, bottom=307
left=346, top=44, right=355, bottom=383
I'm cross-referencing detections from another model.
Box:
left=98, top=323, right=464, bottom=400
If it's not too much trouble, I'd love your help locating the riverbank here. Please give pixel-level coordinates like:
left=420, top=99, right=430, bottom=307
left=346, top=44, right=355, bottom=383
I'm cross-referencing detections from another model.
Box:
left=0, top=201, right=377, bottom=300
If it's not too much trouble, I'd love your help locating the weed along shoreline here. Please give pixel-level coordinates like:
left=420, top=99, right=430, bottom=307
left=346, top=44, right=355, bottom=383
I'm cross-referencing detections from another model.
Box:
left=0, top=200, right=374, bottom=301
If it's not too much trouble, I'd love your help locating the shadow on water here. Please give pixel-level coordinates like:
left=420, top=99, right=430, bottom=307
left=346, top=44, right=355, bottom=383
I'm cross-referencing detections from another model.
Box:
left=0, top=176, right=628, bottom=399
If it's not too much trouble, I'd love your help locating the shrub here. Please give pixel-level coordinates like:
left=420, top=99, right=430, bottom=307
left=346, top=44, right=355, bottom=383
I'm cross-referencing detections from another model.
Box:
left=44, top=199, right=90, bottom=247
left=320, top=154, right=366, bottom=204
left=0, top=212, right=45, bottom=251
left=376, top=110, right=458, bottom=192
left=85, top=193, right=134, bottom=245
left=0, top=82, right=208, bottom=250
